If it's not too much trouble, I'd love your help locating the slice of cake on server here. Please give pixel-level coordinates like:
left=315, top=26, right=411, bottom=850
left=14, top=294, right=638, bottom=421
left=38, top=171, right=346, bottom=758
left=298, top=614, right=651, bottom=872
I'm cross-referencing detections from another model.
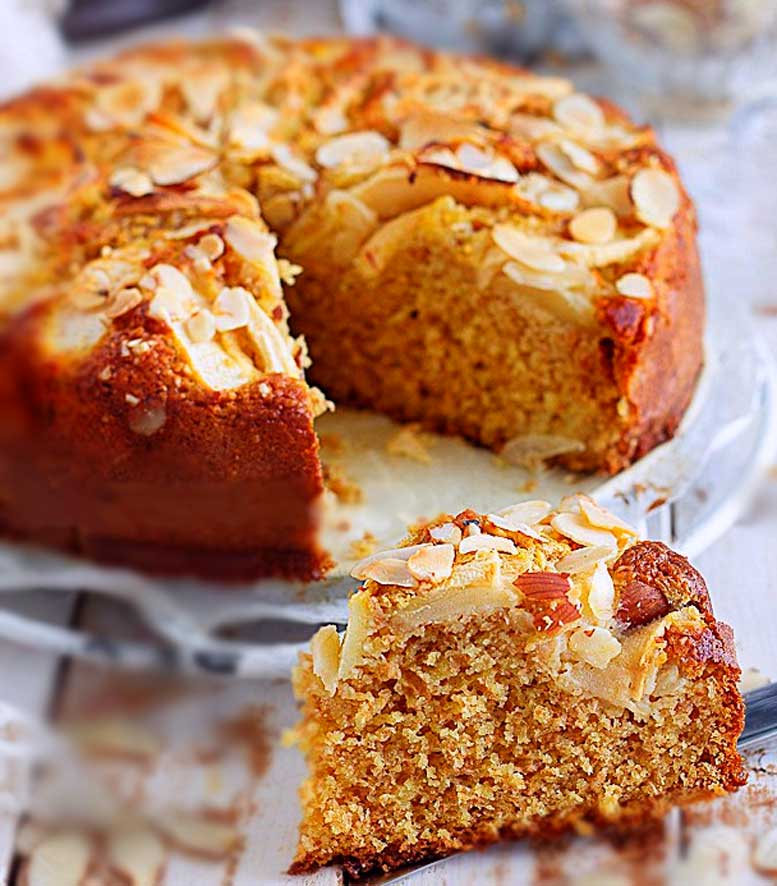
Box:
left=289, top=495, right=746, bottom=878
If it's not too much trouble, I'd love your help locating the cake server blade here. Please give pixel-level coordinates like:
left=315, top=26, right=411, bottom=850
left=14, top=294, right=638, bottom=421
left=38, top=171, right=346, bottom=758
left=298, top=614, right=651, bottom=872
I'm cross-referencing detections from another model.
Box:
left=360, top=684, right=777, bottom=884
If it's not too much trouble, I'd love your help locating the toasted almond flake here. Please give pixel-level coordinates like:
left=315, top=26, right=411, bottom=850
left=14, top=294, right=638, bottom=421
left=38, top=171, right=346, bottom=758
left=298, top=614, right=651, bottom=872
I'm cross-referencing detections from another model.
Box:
left=361, top=557, right=419, bottom=587
left=407, top=543, right=455, bottom=583
left=186, top=308, right=216, bottom=343
left=316, top=130, right=390, bottom=169
left=578, top=496, right=640, bottom=536
left=556, top=545, right=614, bottom=574
left=501, top=434, right=585, bottom=469
left=156, top=814, right=241, bottom=859
left=108, top=825, right=165, bottom=886
left=428, top=522, right=463, bottom=545
left=754, top=827, right=777, bottom=874
left=399, top=111, right=486, bottom=151
left=554, top=93, right=605, bottom=132
left=350, top=543, right=432, bottom=579
left=459, top=533, right=517, bottom=555
left=616, top=272, right=654, bottom=300
left=198, top=233, right=224, bottom=261
left=213, top=286, right=251, bottom=332
left=582, top=175, right=632, bottom=217
left=105, top=287, right=143, bottom=319
left=143, top=141, right=216, bottom=186
left=227, top=101, right=278, bottom=152
left=148, top=286, right=191, bottom=324
left=569, top=207, right=616, bottom=244
left=224, top=216, right=277, bottom=266
left=464, top=522, right=481, bottom=537
left=536, top=141, right=593, bottom=190
left=491, top=225, right=565, bottom=272
left=537, top=183, right=580, bottom=213
left=110, top=166, right=154, bottom=198
left=587, top=560, right=616, bottom=621
left=271, top=144, right=317, bottom=183
left=487, top=514, right=544, bottom=541
left=25, top=832, right=92, bottom=886
left=311, top=625, right=341, bottom=696
left=631, top=168, right=680, bottom=229
left=314, top=104, right=349, bottom=136
left=558, top=138, right=599, bottom=174
left=568, top=625, right=621, bottom=668
left=551, top=512, right=618, bottom=549
left=125, top=393, right=140, bottom=407
left=150, top=263, right=193, bottom=300
left=338, top=593, right=373, bottom=679
left=494, top=500, right=553, bottom=526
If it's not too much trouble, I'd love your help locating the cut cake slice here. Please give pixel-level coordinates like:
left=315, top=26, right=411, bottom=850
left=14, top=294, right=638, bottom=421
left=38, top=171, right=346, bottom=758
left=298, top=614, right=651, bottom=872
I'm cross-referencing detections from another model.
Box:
left=290, top=496, right=746, bottom=877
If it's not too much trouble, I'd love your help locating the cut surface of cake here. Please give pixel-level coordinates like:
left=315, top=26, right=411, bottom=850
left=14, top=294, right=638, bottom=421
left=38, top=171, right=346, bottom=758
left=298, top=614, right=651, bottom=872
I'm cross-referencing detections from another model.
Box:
left=290, top=496, right=746, bottom=877
left=0, top=33, right=704, bottom=578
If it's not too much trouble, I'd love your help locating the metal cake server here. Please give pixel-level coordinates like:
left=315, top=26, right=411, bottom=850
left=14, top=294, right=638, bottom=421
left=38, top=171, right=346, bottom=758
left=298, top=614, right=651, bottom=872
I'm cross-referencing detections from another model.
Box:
left=361, top=683, right=777, bottom=884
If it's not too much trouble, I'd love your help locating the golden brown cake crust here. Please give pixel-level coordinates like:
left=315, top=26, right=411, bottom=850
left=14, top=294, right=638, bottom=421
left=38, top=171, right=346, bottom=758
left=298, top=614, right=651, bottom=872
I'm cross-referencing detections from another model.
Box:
left=0, top=34, right=704, bottom=578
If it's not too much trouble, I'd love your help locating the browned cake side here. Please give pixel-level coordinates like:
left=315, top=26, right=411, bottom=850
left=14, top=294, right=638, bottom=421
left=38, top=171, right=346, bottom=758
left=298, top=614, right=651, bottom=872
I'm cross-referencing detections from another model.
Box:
left=0, top=34, right=704, bottom=578
left=290, top=499, right=746, bottom=877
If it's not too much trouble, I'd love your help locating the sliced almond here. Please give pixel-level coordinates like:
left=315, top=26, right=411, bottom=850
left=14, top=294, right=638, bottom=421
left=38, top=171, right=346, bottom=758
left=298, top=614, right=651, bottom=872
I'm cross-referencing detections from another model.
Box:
left=150, top=264, right=193, bottom=300
left=186, top=308, right=216, bottom=343
left=350, top=544, right=432, bottom=579
left=568, top=625, right=621, bottom=668
left=224, top=216, right=277, bottom=266
left=338, top=593, right=374, bottom=680
left=487, top=514, right=544, bottom=541
left=501, top=434, right=585, bottom=469
left=616, top=272, right=654, bottom=300
left=578, top=496, right=639, bottom=537
left=494, top=500, right=553, bottom=526
left=631, top=168, right=680, bottom=229
left=399, top=110, right=486, bottom=151
left=25, top=832, right=92, bottom=886
left=105, top=287, right=143, bottom=319
left=361, top=557, right=419, bottom=588
left=551, top=512, right=618, bottom=550
left=227, top=101, right=278, bottom=152
left=110, top=166, right=154, bottom=198
left=407, top=543, right=455, bottom=583
left=556, top=545, right=614, bottom=575
left=556, top=227, right=659, bottom=268
left=271, top=144, right=317, bottom=183
left=558, top=138, right=599, bottom=174
left=459, top=533, right=517, bottom=555
left=553, top=93, right=605, bottom=132
left=569, top=207, right=616, bottom=244
left=315, top=130, right=390, bottom=170
left=108, top=825, right=165, bottom=886
left=156, top=814, right=241, bottom=860
left=536, top=141, right=593, bottom=190
left=587, top=560, right=616, bottom=622
left=142, top=141, right=216, bottom=186
left=213, top=287, right=250, bottom=332
left=491, top=224, right=565, bottom=273
left=311, top=625, right=341, bottom=696
left=428, top=522, right=463, bottom=545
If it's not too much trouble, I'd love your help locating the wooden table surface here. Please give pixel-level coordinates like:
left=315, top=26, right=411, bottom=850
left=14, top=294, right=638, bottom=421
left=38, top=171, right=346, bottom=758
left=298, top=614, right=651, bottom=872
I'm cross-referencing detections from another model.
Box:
left=2, top=2, right=777, bottom=884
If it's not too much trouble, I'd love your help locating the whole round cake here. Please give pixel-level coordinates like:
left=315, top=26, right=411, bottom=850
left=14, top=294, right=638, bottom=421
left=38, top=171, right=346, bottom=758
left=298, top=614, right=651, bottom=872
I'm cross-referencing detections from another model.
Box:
left=0, top=33, right=703, bottom=579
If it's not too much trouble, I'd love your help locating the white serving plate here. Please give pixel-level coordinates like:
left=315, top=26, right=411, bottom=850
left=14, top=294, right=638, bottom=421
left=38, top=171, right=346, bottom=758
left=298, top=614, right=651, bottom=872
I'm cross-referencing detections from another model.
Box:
left=0, top=320, right=774, bottom=678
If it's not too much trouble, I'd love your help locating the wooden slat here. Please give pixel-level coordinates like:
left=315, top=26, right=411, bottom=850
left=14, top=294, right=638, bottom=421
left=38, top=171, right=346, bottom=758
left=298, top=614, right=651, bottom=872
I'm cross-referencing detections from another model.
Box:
left=0, top=594, right=75, bottom=883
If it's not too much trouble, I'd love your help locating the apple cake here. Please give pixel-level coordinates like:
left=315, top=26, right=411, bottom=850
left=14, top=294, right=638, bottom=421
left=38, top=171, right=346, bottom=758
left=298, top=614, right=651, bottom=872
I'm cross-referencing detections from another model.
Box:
left=290, top=496, right=746, bottom=877
left=0, top=33, right=704, bottom=579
